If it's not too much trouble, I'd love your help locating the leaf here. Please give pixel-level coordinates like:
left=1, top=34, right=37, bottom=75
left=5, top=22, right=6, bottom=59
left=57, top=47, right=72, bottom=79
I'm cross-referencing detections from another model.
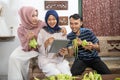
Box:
left=29, top=38, right=37, bottom=48
left=89, top=72, right=94, bottom=80
left=81, top=40, right=88, bottom=47
left=34, top=76, right=40, bottom=80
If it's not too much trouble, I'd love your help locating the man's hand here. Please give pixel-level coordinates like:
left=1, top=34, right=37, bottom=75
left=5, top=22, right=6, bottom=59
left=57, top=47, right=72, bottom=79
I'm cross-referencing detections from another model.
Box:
left=68, top=46, right=74, bottom=56
left=83, top=42, right=93, bottom=51
left=83, top=42, right=100, bottom=51
left=77, top=38, right=82, bottom=46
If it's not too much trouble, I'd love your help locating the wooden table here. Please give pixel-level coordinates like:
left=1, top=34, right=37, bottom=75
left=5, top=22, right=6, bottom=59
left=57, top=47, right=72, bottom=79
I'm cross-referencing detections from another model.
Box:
left=102, top=74, right=120, bottom=80
left=35, top=74, right=120, bottom=80
left=75, top=74, right=120, bottom=80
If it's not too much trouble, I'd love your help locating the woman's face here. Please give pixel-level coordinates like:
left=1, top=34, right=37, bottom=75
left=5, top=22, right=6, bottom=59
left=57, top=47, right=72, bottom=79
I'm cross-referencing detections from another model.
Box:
left=47, top=15, right=57, bottom=28
left=31, top=10, right=38, bottom=25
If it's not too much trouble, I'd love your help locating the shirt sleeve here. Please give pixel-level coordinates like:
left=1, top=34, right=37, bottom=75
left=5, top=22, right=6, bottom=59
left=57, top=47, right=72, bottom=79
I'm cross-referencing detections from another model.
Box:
left=37, top=29, right=46, bottom=54
left=88, top=30, right=99, bottom=44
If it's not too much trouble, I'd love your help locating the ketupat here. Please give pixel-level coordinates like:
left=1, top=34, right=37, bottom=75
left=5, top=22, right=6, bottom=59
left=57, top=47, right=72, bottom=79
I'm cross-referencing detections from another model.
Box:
left=72, top=39, right=88, bottom=58
left=72, top=38, right=78, bottom=58
left=34, top=76, right=40, bottom=80
left=48, top=76, right=56, bottom=80
left=56, top=74, right=73, bottom=80
left=115, top=78, right=120, bottom=80
left=81, top=40, right=88, bottom=47
left=82, top=71, right=102, bottom=80
left=44, top=74, right=75, bottom=80
left=89, top=72, right=94, bottom=80
left=82, top=73, right=90, bottom=80
left=29, top=38, right=38, bottom=48
left=93, top=71, right=102, bottom=80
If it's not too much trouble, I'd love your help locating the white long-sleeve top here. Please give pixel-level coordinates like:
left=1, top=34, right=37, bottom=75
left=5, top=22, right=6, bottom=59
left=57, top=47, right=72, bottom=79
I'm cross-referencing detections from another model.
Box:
left=37, top=29, right=67, bottom=67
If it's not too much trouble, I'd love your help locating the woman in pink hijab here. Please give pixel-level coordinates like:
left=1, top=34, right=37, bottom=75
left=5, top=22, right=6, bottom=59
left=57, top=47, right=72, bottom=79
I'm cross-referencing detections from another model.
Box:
left=8, top=6, right=67, bottom=80
left=8, top=6, right=46, bottom=80
left=18, top=6, right=46, bottom=51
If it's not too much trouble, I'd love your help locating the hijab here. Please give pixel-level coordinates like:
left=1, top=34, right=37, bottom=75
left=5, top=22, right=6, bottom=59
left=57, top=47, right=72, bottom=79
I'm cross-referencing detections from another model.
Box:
left=43, top=10, right=61, bottom=34
left=18, top=6, right=45, bottom=38
left=19, top=6, right=41, bottom=29
left=17, top=6, right=45, bottom=51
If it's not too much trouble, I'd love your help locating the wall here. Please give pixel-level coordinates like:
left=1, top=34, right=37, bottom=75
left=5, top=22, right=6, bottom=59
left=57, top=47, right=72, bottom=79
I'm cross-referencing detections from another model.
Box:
left=82, top=0, right=120, bottom=59
left=82, top=0, right=120, bottom=36
left=0, top=38, right=20, bottom=75
left=0, top=0, right=78, bottom=76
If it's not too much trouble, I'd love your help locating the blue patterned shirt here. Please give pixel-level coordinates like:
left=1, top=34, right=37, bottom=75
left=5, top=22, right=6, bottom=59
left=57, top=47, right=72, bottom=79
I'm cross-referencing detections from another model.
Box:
left=67, top=28, right=99, bottom=60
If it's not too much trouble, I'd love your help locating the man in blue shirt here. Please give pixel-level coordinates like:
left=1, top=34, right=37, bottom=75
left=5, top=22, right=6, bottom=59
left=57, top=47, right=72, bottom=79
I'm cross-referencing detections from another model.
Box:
left=67, top=14, right=111, bottom=76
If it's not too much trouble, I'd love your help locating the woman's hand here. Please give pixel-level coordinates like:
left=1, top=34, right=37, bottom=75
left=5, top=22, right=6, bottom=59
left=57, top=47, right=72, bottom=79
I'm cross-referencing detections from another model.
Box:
left=61, top=27, right=67, bottom=36
left=58, top=48, right=68, bottom=56
left=27, top=32, right=35, bottom=40
left=44, top=37, right=54, bottom=48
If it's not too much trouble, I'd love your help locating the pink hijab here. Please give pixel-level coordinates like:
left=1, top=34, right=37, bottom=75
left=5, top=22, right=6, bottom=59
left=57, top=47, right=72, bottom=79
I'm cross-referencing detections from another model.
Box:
left=17, top=6, right=46, bottom=51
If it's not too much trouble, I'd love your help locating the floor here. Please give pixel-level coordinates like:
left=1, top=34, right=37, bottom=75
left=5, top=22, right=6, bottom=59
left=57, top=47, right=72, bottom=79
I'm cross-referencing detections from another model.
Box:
left=0, top=75, right=7, bottom=80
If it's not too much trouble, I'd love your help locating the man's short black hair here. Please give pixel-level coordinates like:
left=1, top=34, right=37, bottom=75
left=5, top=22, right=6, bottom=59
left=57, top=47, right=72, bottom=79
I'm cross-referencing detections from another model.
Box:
left=69, top=14, right=84, bottom=28
left=69, top=14, right=83, bottom=21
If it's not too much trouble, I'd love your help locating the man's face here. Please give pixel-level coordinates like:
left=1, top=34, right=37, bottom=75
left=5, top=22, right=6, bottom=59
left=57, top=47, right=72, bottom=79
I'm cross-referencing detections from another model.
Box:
left=69, top=17, right=82, bottom=34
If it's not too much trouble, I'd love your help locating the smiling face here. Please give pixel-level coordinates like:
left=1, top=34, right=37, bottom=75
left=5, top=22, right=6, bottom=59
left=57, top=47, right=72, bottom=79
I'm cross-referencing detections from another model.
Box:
left=69, top=17, right=82, bottom=35
left=47, top=15, right=57, bottom=28
left=31, top=10, right=38, bottom=25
